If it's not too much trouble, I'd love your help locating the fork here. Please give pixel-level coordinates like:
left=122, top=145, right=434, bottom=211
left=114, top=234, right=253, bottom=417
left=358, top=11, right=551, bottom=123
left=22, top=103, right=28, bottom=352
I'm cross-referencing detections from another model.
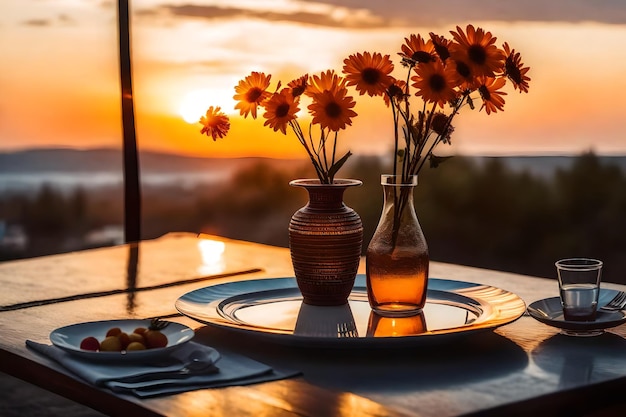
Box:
left=600, top=291, right=626, bottom=311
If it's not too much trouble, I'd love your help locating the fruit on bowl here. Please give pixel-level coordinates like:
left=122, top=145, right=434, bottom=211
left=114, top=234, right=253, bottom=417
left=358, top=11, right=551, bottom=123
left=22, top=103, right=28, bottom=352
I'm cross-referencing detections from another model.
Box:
left=79, top=318, right=169, bottom=352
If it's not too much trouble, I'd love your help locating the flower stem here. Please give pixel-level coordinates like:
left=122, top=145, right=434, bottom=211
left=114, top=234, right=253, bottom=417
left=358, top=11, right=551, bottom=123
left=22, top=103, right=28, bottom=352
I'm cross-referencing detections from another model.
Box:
left=290, top=120, right=327, bottom=183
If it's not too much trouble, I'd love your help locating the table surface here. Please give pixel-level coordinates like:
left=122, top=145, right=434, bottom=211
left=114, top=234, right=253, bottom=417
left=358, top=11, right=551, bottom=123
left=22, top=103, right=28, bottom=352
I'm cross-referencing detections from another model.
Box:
left=2, top=232, right=626, bottom=417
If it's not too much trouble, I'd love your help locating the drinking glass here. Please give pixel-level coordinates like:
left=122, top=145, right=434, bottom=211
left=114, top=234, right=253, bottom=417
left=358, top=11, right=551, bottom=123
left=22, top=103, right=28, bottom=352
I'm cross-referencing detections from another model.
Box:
left=555, top=258, right=603, bottom=321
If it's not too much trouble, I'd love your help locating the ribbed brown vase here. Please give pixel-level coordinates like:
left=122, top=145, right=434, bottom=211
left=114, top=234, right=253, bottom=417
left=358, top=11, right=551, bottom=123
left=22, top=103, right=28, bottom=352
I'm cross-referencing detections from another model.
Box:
left=289, top=179, right=363, bottom=306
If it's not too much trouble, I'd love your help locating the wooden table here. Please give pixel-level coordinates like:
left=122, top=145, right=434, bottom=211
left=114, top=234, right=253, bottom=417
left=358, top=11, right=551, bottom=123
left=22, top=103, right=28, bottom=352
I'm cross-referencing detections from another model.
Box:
left=1, top=233, right=625, bottom=417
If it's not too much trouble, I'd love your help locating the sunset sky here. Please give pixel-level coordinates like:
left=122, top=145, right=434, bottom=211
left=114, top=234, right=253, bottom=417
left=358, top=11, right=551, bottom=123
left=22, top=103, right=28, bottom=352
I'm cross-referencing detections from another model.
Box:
left=2, top=0, right=626, bottom=159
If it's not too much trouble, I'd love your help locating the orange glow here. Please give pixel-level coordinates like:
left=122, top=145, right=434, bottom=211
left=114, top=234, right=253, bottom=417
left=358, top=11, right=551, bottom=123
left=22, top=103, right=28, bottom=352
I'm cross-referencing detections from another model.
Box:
left=337, top=392, right=398, bottom=417
left=367, top=312, right=428, bottom=336
left=2, top=0, right=626, bottom=157
left=180, top=89, right=237, bottom=124
left=197, top=239, right=226, bottom=275
left=138, top=113, right=313, bottom=159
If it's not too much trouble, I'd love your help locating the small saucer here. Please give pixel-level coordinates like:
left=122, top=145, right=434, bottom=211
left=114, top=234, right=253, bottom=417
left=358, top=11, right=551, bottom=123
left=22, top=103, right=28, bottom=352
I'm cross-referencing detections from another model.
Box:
left=528, top=290, right=626, bottom=336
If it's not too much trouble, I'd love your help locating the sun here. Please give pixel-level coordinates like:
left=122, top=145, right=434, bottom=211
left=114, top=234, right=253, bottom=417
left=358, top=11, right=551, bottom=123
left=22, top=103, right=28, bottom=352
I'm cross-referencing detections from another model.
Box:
left=179, top=88, right=236, bottom=124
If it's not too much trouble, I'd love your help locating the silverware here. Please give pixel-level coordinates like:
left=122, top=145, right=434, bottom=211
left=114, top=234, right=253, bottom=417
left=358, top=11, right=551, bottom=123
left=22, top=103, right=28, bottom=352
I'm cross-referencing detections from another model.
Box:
left=600, top=291, right=626, bottom=311
left=127, top=349, right=219, bottom=383
left=337, top=322, right=358, bottom=338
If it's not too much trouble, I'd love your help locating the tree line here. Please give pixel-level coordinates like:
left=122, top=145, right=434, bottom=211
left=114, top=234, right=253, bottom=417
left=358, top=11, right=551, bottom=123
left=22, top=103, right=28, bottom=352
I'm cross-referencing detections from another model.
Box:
left=1, top=152, right=625, bottom=284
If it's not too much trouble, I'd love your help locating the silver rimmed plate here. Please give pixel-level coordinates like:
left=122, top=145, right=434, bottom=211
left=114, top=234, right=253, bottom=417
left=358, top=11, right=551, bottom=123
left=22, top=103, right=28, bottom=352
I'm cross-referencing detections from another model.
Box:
left=527, top=290, right=626, bottom=337
left=176, top=275, right=526, bottom=347
left=50, top=319, right=195, bottom=361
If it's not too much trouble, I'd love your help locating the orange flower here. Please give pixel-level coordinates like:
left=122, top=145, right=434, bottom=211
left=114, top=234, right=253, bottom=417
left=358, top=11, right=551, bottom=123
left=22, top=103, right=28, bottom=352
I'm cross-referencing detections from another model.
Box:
left=429, top=33, right=451, bottom=62
left=199, top=106, right=230, bottom=141
left=288, top=74, right=309, bottom=98
left=430, top=112, right=454, bottom=144
left=449, top=25, right=505, bottom=77
left=384, top=78, right=407, bottom=107
left=411, top=61, right=459, bottom=108
left=199, top=26, right=530, bottom=184
left=450, top=59, right=476, bottom=89
left=233, top=71, right=271, bottom=119
left=262, top=89, right=300, bottom=134
left=503, top=42, right=531, bottom=93
left=477, top=77, right=507, bottom=114
left=399, top=34, right=436, bottom=64
left=308, top=89, right=357, bottom=131
left=305, top=70, right=347, bottom=98
left=343, top=52, right=394, bottom=97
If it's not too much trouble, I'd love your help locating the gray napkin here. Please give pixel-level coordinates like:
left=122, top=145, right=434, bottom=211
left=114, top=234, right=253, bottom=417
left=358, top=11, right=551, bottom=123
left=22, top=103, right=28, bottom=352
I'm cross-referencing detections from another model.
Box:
left=26, top=340, right=299, bottom=398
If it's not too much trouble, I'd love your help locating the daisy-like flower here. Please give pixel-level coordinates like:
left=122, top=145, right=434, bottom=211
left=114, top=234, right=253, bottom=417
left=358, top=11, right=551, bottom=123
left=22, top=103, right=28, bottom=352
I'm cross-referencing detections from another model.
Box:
left=200, top=106, right=230, bottom=141
left=305, top=70, right=347, bottom=98
left=233, top=71, right=272, bottom=119
left=450, top=59, right=474, bottom=88
left=399, top=34, right=436, bottom=64
left=411, top=61, right=459, bottom=108
left=449, top=25, right=505, bottom=77
left=503, top=42, right=531, bottom=93
left=477, top=77, right=507, bottom=115
left=429, top=33, right=451, bottom=62
left=262, top=89, right=300, bottom=134
left=430, top=112, right=454, bottom=144
left=342, top=52, right=394, bottom=97
left=384, top=78, right=407, bottom=107
left=288, top=74, right=309, bottom=98
left=200, top=26, right=530, bottom=185
left=308, top=89, right=357, bottom=131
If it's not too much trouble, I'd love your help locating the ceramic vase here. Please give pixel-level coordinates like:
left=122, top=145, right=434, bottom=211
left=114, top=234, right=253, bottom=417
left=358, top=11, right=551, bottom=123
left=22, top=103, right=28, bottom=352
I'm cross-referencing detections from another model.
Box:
left=289, top=179, right=363, bottom=306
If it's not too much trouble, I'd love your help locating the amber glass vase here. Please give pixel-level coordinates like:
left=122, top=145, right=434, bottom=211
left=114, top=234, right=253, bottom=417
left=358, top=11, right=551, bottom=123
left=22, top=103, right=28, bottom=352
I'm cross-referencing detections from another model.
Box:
left=366, top=175, right=429, bottom=317
left=289, top=179, right=363, bottom=306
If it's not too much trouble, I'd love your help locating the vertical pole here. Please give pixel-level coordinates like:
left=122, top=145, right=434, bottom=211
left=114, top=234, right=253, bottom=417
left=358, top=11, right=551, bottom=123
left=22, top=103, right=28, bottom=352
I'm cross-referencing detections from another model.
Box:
left=117, top=0, right=141, bottom=243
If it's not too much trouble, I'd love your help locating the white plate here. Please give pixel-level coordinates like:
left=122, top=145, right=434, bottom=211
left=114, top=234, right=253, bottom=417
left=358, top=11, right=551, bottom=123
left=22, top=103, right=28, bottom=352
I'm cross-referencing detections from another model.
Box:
left=175, top=275, right=527, bottom=347
left=50, top=319, right=195, bottom=361
left=527, top=290, right=626, bottom=336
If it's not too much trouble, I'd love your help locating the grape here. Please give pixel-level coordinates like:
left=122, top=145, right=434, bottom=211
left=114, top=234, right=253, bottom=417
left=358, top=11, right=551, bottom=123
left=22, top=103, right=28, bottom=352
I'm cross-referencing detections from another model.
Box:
left=79, top=336, right=100, bottom=351
left=100, top=335, right=122, bottom=352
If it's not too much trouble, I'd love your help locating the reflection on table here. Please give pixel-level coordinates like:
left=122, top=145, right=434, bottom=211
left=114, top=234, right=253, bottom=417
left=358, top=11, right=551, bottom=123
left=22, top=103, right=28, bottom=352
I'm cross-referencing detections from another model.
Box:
left=1, top=232, right=626, bottom=417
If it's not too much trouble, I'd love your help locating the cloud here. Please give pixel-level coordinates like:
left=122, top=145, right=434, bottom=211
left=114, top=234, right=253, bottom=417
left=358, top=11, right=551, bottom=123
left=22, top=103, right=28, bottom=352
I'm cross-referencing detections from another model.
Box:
left=20, top=14, right=75, bottom=27
left=151, top=4, right=388, bottom=29
left=299, top=0, right=626, bottom=26
left=22, top=19, right=51, bottom=27
left=57, top=14, right=75, bottom=25
left=148, top=0, right=626, bottom=28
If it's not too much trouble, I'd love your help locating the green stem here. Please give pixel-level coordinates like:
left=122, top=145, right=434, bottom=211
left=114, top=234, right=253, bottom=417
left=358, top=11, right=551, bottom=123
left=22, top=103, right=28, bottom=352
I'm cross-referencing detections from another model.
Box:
left=290, top=120, right=326, bottom=182
left=413, top=94, right=467, bottom=175
left=390, top=182, right=412, bottom=249
left=330, top=131, right=338, bottom=183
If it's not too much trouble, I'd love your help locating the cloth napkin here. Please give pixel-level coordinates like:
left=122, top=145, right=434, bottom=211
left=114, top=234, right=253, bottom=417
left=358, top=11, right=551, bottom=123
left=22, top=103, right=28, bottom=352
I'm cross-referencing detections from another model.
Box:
left=26, top=340, right=300, bottom=398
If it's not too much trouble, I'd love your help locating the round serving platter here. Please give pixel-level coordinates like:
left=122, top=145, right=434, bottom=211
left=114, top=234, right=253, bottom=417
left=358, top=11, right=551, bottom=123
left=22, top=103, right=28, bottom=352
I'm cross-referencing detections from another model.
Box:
left=176, top=275, right=526, bottom=348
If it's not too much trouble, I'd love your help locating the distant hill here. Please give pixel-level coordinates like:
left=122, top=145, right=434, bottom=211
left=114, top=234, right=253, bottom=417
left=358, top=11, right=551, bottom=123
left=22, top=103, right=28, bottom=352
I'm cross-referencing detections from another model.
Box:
left=1, top=148, right=626, bottom=178
left=0, top=148, right=303, bottom=174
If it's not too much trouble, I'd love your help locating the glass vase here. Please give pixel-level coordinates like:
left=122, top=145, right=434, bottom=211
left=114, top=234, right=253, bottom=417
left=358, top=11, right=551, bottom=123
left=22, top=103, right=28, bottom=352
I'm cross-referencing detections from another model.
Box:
left=366, top=174, right=429, bottom=317
left=289, top=179, right=363, bottom=306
